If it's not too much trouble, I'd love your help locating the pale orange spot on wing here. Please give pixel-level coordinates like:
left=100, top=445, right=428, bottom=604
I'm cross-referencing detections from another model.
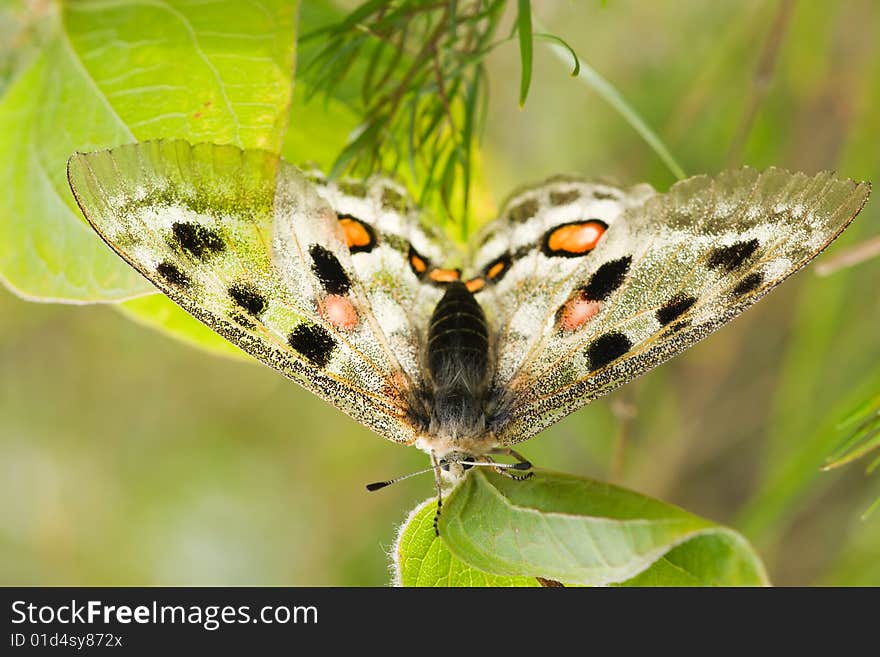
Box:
left=410, top=253, right=427, bottom=274
left=487, top=261, right=506, bottom=279
left=465, top=277, right=485, bottom=293
left=558, top=298, right=602, bottom=332
left=319, top=295, right=358, bottom=331
left=340, top=217, right=373, bottom=250
left=547, top=221, right=606, bottom=254
left=428, top=268, right=460, bottom=283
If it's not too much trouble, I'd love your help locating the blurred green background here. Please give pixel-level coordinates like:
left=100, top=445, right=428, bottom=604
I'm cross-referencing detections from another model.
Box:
left=1, top=0, right=879, bottom=586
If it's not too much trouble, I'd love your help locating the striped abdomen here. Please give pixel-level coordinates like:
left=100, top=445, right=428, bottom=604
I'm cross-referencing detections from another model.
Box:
left=426, top=281, right=490, bottom=435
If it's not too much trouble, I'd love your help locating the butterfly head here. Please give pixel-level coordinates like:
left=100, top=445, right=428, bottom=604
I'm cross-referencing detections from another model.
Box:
left=436, top=450, right=478, bottom=481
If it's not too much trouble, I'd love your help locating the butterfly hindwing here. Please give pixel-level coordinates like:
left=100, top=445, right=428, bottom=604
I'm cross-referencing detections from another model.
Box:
left=471, top=168, right=871, bottom=445
left=308, top=174, right=453, bottom=393
left=67, top=139, right=451, bottom=445
left=469, top=178, right=655, bottom=393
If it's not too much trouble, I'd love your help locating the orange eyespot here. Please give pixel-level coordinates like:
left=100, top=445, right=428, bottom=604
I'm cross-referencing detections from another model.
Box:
left=465, top=277, right=486, bottom=293
left=338, top=214, right=376, bottom=253
left=482, top=253, right=512, bottom=283
left=542, top=220, right=608, bottom=257
left=428, top=268, right=460, bottom=283
left=410, top=252, right=428, bottom=274
left=487, top=261, right=506, bottom=279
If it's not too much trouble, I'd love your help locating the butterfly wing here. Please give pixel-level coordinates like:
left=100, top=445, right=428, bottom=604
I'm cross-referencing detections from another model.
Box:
left=470, top=168, right=871, bottom=445
left=67, top=139, right=450, bottom=444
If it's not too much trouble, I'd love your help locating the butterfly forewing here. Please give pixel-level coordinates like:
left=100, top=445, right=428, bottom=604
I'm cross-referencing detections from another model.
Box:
left=484, top=168, right=870, bottom=445
left=68, top=140, right=438, bottom=445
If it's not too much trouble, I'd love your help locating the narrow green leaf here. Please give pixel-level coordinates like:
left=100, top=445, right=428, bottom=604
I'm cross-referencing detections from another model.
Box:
left=825, top=393, right=880, bottom=469
left=534, top=32, right=580, bottom=76
left=516, top=0, right=533, bottom=107
left=540, top=31, right=686, bottom=181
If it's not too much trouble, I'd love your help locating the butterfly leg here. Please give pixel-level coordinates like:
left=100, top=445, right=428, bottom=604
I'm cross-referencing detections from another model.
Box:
left=492, top=447, right=531, bottom=467
left=487, top=450, right=534, bottom=482
left=431, top=453, right=444, bottom=537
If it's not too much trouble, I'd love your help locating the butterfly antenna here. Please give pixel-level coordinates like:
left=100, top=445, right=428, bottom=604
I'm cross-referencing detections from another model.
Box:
left=460, top=460, right=532, bottom=471
left=365, top=464, right=439, bottom=492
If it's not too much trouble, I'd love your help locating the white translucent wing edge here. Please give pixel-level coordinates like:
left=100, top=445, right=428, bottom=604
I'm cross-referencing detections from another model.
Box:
left=67, top=139, right=417, bottom=445
left=494, top=168, right=871, bottom=445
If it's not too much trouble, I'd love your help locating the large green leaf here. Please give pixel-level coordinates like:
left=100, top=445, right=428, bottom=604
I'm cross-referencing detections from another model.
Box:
left=118, top=294, right=252, bottom=362
left=395, top=470, right=768, bottom=587
left=0, top=0, right=299, bottom=302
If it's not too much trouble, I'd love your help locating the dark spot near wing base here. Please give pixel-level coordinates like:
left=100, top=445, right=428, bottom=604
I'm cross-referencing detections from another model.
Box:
left=509, top=198, right=539, bottom=223
left=550, top=189, right=580, bottom=205
left=707, top=239, right=759, bottom=273
left=656, top=293, right=697, bottom=326
left=587, top=332, right=632, bottom=371
left=338, top=180, right=367, bottom=197
left=171, top=222, right=225, bottom=259
left=309, top=245, right=352, bottom=295
left=288, top=324, right=336, bottom=368
left=228, top=282, right=267, bottom=316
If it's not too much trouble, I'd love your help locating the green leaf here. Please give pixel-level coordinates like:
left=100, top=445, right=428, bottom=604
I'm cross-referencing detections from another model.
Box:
left=117, top=295, right=253, bottom=362
left=516, top=0, right=533, bottom=107
left=395, top=470, right=768, bottom=587
left=0, top=0, right=299, bottom=302
left=394, top=499, right=540, bottom=586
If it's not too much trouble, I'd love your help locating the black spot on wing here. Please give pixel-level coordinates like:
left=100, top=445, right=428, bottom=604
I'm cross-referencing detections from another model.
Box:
left=171, top=222, right=225, bottom=259
left=585, top=256, right=632, bottom=301
left=587, top=332, right=632, bottom=371
left=656, top=293, right=697, bottom=326
left=228, top=282, right=267, bottom=316
left=156, top=261, right=191, bottom=289
left=509, top=198, right=540, bottom=223
left=707, top=239, right=759, bottom=273
left=288, top=324, right=336, bottom=367
left=550, top=189, right=580, bottom=205
left=309, top=245, right=351, bottom=295
left=733, top=271, right=764, bottom=296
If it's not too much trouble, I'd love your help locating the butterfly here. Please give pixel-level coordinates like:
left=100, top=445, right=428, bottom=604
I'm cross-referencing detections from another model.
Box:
left=67, top=140, right=871, bottom=529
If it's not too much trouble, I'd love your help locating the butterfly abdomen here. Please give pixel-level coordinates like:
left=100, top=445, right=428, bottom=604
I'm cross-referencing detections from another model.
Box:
left=425, top=281, right=491, bottom=437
